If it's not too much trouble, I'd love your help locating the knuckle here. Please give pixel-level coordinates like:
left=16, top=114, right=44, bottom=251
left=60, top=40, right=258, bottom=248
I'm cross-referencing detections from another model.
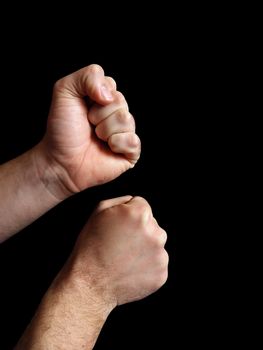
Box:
left=128, top=133, right=141, bottom=148
left=87, top=64, right=104, bottom=75
left=95, top=125, right=102, bottom=139
left=114, top=91, right=126, bottom=104
left=133, top=196, right=149, bottom=206
left=135, top=134, right=141, bottom=146
left=108, top=133, right=118, bottom=148
left=152, top=269, right=168, bottom=290
left=125, top=197, right=151, bottom=223
left=126, top=204, right=140, bottom=220
left=53, top=78, right=66, bottom=92
left=154, top=250, right=169, bottom=269
left=107, top=76, right=117, bottom=88
left=136, top=201, right=151, bottom=217
left=115, top=109, right=132, bottom=124
left=127, top=204, right=147, bottom=222
left=151, top=230, right=167, bottom=247
left=140, top=206, right=152, bottom=223
left=160, top=250, right=169, bottom=268
left=159, top=269, right=168, bottom=287
left=157, top=228, right=168, bottom=246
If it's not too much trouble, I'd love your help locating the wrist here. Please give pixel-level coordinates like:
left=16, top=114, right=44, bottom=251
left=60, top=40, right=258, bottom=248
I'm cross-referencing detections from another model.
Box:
left=58, top=258, right=117, bottom=314
left=16, top=264, right=115, bottom=350
left=32, top=141, right=75, bottom=202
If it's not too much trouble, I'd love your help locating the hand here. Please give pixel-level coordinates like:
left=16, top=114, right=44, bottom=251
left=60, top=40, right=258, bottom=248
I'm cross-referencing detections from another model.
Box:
left=40, top=65, right=141, bottom=197
left=66, top=196, right=169, bottom=306
left=14, top=196, right=168, bottom=349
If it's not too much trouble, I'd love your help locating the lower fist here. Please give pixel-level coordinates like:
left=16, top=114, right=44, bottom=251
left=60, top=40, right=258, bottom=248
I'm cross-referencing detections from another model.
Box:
left=68, top=196, right=168, bottom=306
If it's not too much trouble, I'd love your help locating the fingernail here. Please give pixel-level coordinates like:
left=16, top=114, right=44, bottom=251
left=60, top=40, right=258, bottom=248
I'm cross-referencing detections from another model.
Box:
left=100, top=85, right=113, bottom=101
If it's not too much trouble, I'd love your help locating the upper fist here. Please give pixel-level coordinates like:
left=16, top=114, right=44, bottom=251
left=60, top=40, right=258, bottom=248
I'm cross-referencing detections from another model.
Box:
left=40, top=65, right=141, bottom=197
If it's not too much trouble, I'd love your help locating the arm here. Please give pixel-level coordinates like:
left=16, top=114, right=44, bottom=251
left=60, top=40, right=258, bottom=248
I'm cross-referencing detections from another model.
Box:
left=15, top=196, right=169, bottom=349
left=0, top=144, right=60, bottom=242
left=15, top=269, right=114, bottom=350
left=0, top=65, right=140, bottom=242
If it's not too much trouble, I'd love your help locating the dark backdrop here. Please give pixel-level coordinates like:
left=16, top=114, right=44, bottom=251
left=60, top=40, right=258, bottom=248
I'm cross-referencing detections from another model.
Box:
left=0, top=27, right=223, bottom=348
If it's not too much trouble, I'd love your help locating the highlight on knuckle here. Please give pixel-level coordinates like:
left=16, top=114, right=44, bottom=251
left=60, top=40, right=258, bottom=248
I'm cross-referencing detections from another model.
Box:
left=87, top=64, right=103, bottom=75
left=134, top=203, right=151, bottom=224
left=125, top=197, right=151, bottom=224
left=115, top=109, right=131, bottom=124
left=126, top=204, right=140, bottom=221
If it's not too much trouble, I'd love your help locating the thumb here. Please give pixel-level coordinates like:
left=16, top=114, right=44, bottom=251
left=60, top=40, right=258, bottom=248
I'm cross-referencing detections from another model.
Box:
left=95, top=195, right=133, bottom=214
left=53, top=64, right=114, bottom=105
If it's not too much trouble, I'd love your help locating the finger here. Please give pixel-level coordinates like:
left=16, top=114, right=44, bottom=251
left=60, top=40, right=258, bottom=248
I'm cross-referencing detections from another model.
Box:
left=126, top=196, right=153, bottom=223
left=108, top=132, right=141, bottom=164
left=53, top=64, right=116, bottom=105
left=125, top=196, right=152, bottom=211
left=95, top=195, right=133, bottom=213
left=95, top=109, right=135, bottom=141
left=151, top=217, right=168, bottom=247
left=155, top=227, right=168, bottom=247
left=159, top=249, right=169, bottom=269
left=88, top=91, right=128, bottom=126
left=105, top=76, right=117, bottom=90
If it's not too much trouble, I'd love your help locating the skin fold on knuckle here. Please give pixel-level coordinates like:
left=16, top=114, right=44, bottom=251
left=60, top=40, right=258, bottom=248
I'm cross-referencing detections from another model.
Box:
left=103, top=112, right=135, bottom=141
left=104, top=111, right=134, bottom=138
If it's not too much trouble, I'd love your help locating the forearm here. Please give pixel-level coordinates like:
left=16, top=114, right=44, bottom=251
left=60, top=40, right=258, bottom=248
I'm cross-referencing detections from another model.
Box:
left=15, top=269, right=114, bottom=349
left=0, top=142, right=68, bottom=242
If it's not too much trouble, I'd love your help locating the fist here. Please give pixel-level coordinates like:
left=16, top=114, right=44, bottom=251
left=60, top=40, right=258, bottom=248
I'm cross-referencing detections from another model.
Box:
left=40, top=65, right=141, bottom=197
left=68, top=196, right=169, bottom=306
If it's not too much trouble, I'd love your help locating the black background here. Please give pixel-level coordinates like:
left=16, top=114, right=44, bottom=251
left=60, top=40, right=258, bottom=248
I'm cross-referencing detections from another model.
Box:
left=0, top=13, right=228, bottom=349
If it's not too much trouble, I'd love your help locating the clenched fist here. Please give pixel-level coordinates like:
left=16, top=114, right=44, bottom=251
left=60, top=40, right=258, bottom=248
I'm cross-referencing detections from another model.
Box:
left=14, top=196, right=169, bottom=349
left=38, top=65, right=141, bottom=198
left=67, top=196, right=169, bottom=306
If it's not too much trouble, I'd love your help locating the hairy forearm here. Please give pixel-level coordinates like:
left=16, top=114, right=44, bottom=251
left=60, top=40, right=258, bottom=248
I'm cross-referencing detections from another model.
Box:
left=0, top=142, right=68, bottom=242
left=15, top=269, right=114, bottom=349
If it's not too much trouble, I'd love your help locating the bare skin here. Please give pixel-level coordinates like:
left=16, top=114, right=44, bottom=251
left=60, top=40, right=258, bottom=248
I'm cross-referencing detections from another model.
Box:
left=0, top=65, right=168, bottom=349
left=15, top=196, right=168, bottom=349
left=0, top=65, right=140, bottom=242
